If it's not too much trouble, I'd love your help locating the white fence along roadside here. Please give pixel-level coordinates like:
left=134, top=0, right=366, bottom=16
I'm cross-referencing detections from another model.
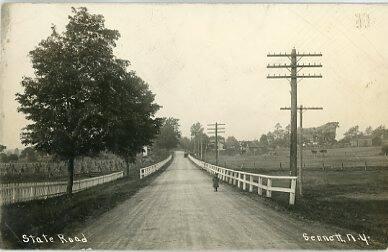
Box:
left=139, top=155, right=172, bottom=179
left=0, top=171, right=123, bottom=206
left=189, top=155, right=297, bottom=205
left=1, top=155, right=172, bottom=206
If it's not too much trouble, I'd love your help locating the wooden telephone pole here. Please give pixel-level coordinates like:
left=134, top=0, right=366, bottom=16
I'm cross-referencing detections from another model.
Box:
left=267, top=48, right=322, bottom=177
left=207, top=123, right=225, bottom=165
left=280, top=105, right=323, bottom=196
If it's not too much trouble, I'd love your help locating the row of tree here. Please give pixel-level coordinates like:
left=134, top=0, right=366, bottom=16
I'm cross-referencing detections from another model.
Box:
left=340, top=125, right=388, bottom=146
left=0, top=145, right=39, bottom=163
left=13, top=7, right=180, bottom=194
left=180, top=122, right=388, bottom=156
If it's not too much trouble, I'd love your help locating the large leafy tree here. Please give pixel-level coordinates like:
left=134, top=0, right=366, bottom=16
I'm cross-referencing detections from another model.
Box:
left=154, top=117, right=181, bottom=150
left=20, top=147, right=38, bottom=162
left=225, top=136, right=240, bottom=151
left=16, top=7, right=159, bottom=193
left=190, top=122, right=204, bottom=153
left=179, top=137, right=191, bottom=151
left=107, top=74, right=162, bottom=176
left=341, top=125, right=361, bottom=143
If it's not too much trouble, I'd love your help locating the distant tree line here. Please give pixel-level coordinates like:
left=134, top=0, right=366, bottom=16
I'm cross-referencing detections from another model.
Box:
left=180, top=122, right=388, bottom=156
left=339, top=125, right=388, bottom=146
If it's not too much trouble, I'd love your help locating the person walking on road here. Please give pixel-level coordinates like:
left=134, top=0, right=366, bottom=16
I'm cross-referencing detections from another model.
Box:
left=212, top=173, right=219, bottom=192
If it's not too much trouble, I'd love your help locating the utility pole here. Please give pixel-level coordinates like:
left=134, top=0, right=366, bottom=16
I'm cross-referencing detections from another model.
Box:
left=207, top=123, right=225, bottom=165
left=267, top=48, right=322, bottom=176
left=281, top=106, right=323, bottom=196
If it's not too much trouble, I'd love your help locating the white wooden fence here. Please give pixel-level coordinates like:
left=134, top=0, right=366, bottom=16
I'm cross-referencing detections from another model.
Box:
left=0, top=171, right=123, bottom=206
left=189, top=155, right=297, bottom=205
left=140, top=155, right=172, bottom=179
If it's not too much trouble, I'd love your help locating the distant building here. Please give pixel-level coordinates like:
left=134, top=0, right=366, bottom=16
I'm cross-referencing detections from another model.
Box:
left=239, top=141, right=261, bottom=155
left=217, top=142, right=225, bottom=151
left=142, top=146, right=152, bottom=157
left=350, top=136, right=373, bottom=147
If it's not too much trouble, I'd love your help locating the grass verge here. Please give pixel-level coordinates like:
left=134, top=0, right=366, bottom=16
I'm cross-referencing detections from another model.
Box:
left=0, top=155, right=173, bottom=249
left=272, top=185, right=388, bottom=249
left=189, top=156, right=387, bottom=249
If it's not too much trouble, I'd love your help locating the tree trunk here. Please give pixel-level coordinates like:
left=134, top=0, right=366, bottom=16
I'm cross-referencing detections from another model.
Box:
left=125, top=158, right=130, bottom=177
left=66, top=157, right=75, bottom=195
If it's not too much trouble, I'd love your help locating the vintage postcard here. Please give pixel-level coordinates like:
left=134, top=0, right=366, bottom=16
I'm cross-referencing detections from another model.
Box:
left=0, top=1, right=387, bottom=250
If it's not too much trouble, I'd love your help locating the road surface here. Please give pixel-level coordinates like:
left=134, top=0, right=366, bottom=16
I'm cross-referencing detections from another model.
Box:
left=58, top=151, right=366, bottom=249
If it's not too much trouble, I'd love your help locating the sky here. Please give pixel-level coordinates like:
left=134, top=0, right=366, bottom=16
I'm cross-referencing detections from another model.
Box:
left=1, top=3, right=388, bottom=149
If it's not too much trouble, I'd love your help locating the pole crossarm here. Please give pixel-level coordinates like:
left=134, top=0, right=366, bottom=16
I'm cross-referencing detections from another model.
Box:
left=267, top=52, right=322, bottom=57
left=207, top=123, right=225, bottom=126
left=280, top=106, right=324, bottom=111
left=267, top=74, right=322, bottom=79
left=267, top=64, right=322, bottom=68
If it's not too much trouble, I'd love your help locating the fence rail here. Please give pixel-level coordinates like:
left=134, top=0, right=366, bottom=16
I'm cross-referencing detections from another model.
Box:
left=0, top=171, right=123, bottom=206
left=189, top=155, right=297, bottom=205
left=139, top=155, right=172, bottom=179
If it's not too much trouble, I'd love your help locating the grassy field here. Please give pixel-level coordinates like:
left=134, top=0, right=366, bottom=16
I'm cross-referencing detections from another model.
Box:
left=0, top=156, right=173, bottom=249
left=201, top=146, right=388, bottom=246
left=205, top=146, right=388, bottom=173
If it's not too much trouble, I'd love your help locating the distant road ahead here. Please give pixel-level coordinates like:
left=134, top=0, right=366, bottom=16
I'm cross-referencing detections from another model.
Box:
left=58, top=151, right=367, bottom=249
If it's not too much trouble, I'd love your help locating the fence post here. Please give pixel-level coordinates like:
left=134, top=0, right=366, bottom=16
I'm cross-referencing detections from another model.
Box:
left=364, top=161, right=367, bottom=171
left=258, top=177, right=263, bottom=196
left=243, top=174, right=246, bottom=190
left=249, top=175, right=253, bottom=192
left=289, top=178, right=296, bottom=205
left=266, top=178, right=272, bottom=198
left=30, top=186, right=34, bottom=200
left=237, top=173, right=241, bottom=188
left=12, top=186, right=16, bottom=203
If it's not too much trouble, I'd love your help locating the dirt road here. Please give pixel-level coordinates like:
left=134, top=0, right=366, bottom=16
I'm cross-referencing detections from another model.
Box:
left=58, top=151, right=368, bottom=249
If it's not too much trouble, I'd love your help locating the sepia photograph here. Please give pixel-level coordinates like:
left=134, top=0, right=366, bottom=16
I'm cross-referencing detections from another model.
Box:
left=0, top=2, right=387, bottom=249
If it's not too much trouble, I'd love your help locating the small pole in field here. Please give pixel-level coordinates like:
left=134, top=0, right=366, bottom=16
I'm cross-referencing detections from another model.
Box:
left=280, top=105, right=323, bottom=197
